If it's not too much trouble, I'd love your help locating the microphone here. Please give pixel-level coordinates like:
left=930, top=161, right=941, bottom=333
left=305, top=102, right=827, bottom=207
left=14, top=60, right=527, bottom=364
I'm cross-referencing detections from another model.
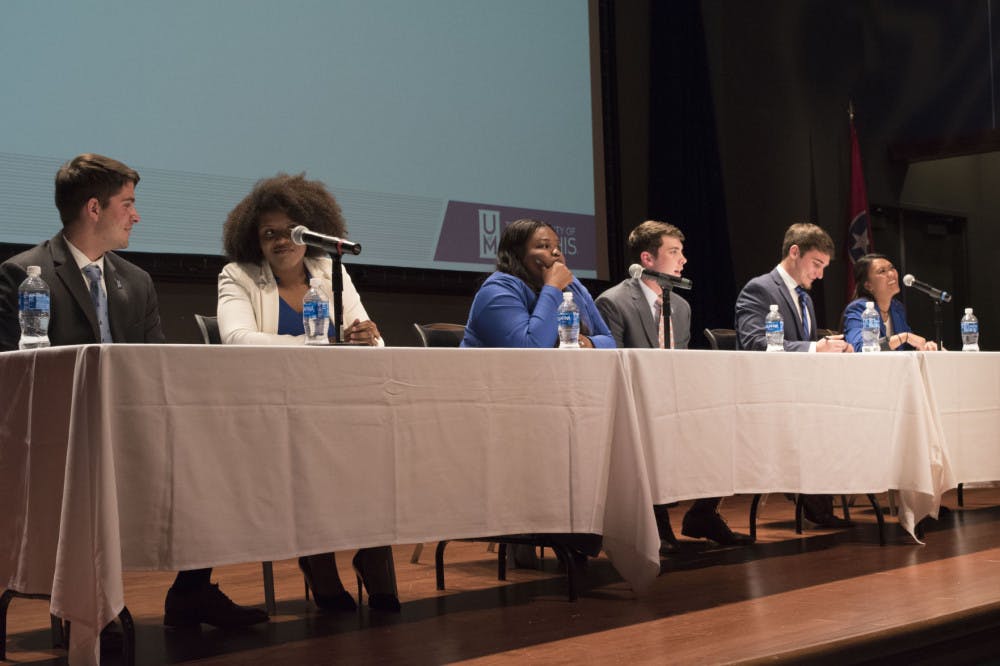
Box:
left=290, top=225, right=362, bottom=256
left=902, top=274, right=952, bottom=303
left=628, top=263, right=693, bottom=290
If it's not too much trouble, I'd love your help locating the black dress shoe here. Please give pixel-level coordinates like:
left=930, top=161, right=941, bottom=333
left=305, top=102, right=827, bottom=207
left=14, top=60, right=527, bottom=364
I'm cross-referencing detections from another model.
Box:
left=352, top=548, right=401, bottom=613
left=681, top=512, right=754, bottom=546
left=658, top=538, right=679, bottom=556
left=507, top=543, right=540, bottom=569
left=804, top=512, right=855, bottom=529
left=298, top=556, right=357, bottom=612
left=368, top=593, right=402, bottom=613
left=553, top=546, right=590, bottom=572
left=164, top=583, right=269, bottom=628
left=100, top=624, right=123, bottom=654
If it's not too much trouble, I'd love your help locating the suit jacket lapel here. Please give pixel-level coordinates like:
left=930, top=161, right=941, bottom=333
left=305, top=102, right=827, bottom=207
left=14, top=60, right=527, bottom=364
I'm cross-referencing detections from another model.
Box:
left=629, top=279, right=659, bottom=348
left=51, top=234, right=101, bottom=341
left=769, top=269, right=804, bottom=341
left=104, top=256, right=129, bottom=343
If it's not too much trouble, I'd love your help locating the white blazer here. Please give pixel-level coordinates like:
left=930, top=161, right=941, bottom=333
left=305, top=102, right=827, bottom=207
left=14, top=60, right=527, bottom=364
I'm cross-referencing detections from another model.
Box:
left=217, top=256, right=383, bottom=346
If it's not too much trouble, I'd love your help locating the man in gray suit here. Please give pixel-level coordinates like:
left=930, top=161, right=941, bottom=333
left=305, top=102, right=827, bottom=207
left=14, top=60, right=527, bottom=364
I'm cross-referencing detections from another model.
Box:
left=597, top=221, right=751, bottom=552
left=735, top=222, right=853, bottom=528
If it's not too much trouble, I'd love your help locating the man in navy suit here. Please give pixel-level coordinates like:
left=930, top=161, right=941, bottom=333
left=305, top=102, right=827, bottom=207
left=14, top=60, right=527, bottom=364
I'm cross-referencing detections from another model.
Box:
left=735, top=222, right=853, bottom=527
left=598, top=221, right=752, bottom=552
left=0, top=154, right=268, bottom=631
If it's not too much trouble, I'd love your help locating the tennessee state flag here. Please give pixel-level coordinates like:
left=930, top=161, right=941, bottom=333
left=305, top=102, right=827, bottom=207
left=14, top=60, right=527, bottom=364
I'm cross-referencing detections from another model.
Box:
left=846, top=112, right=873, bottom=298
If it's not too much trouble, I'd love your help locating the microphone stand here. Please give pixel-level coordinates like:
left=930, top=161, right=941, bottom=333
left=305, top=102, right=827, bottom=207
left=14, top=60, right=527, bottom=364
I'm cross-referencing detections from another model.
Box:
left=650, top=276, right=674, bottom=349
left=933, top=300, right=943, bottom=350
left=329, top=250, right=345, bottom=343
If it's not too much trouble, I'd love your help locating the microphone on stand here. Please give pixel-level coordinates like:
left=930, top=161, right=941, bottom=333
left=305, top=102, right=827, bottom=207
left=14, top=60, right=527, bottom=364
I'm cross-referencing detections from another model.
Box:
left=290, top=225, right=362, bottom=256
left=902, top=274, right=952, bottom=303
left=628, top=263, right=693, bottom=290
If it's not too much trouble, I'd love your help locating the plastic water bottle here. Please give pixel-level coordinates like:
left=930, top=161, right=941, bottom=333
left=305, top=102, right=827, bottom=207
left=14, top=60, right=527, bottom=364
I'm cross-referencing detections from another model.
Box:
left=765, top=304, right=783, bottom=352
left=861, top=301, right=881, bottom=353
left=18, top=265, right=51, bottom=350
left=302, top=277, right=330, bottom=345
left=961, top=307, right=980, bottom=352
left=557, top=291, right=580, bottom=348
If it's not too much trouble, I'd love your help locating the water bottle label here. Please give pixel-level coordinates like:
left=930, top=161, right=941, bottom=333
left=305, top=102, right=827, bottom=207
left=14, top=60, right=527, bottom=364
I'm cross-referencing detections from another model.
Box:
left=558, top=311, right=579, bottom=328
left=862, top=315, right=879, bottom=329
left=765, top=320, right=783, bottom=334
left=961, top=321, right=978, bottom=334
left=303, top=301, right=317, bottom=319
left=315, top=301, right=329, bottom=319
left=19, top=292, right=50, bottom=311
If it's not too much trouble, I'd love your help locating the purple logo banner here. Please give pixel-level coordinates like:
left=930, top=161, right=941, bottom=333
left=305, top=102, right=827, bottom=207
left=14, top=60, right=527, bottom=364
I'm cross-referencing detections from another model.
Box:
left=434, top=200, right=596, bottom=271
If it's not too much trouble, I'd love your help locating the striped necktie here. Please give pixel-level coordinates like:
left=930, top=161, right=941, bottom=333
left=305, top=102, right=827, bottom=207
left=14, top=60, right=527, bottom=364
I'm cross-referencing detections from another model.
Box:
left=654, top=294, right=675, bottom=349
left=82, top=264, right=113, bottom=343
left=795, top=286, right=812, bottom=340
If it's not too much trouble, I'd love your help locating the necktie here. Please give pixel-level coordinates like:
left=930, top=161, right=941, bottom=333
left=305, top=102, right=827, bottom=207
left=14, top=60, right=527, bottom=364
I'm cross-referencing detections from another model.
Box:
left=795, top=286, right=811, bottom=340
left=82, top=264, right=113, bottom=343
left=654, top=294, right=675, bottom=349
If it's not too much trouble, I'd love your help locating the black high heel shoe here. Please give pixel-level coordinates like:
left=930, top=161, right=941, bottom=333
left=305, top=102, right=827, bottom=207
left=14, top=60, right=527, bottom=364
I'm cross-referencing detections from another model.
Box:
left=351, top=547, right=401, bottom=613
left=298, top=556, right=357, bottom=613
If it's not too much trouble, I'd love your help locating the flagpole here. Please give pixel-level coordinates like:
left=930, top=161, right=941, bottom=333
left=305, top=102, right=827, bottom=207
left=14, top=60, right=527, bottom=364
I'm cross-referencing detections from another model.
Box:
left=845, top=99, right=872, bottom=301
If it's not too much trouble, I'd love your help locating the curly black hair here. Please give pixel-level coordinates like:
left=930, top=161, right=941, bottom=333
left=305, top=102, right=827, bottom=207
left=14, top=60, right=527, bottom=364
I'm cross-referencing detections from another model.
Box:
left=222, top=173, right=348, bottom=263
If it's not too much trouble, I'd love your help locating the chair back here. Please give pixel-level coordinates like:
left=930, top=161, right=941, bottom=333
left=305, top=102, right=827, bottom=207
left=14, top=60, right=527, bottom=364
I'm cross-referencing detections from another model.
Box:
left=194, top=314, right=222, bottom=345
left=413, top=323, right=465, bottom=347
left=703, top=328, right=737, bottom=351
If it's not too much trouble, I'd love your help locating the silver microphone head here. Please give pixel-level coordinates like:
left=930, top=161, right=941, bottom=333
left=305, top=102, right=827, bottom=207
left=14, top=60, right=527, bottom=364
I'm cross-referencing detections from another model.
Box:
left=902, top=274, right=915, bottom=287
left=290, top=225, right=308, bottom=245
left=628, top=263, right=644, bottom=279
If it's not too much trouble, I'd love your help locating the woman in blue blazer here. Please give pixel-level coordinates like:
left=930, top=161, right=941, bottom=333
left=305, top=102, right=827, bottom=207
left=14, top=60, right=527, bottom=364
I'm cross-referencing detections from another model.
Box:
left=842, top=253, right=938, bottom=352
left=460, top=218, right=611, bottom=568
left=462, top=218, right=615, bottom=349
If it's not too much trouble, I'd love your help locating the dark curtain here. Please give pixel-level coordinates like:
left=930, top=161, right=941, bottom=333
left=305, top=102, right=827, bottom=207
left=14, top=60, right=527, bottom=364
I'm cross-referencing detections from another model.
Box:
left=647, top=0, right=734, bottom=347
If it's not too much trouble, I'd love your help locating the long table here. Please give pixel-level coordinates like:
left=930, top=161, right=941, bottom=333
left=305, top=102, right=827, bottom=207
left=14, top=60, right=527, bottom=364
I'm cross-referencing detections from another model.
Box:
left=0, top=344, right=660, bottom=665
left=625, top=350, right=956, bottom=534
left=922, top=352, right=1000, bottom=484
left=0, top=345, right=980, bottom=665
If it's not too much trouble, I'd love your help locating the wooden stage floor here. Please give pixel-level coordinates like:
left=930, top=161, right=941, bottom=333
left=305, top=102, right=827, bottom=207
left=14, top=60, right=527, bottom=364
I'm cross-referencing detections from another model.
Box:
left=6, top=488, right=1000, bottom=665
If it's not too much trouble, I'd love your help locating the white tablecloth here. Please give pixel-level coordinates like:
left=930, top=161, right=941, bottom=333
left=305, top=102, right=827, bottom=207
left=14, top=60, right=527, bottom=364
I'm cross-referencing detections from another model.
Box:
left=922, top=352, right=1000, bottom=483
left=0, top=344, right=660, bottom=665
left=622, top=350, right=955, bottom=536
left=1, top=345, right=978, bottom=665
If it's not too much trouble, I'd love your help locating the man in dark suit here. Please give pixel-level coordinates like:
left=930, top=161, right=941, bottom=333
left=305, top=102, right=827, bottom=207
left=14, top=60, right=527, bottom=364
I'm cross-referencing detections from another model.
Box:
left=0, top=154, right=268, bottom=629
left=0, top=157, right=162, bottom=350
left=735, top=222, right=853, bottom=527
left=597, top=221, right=752, bottom=552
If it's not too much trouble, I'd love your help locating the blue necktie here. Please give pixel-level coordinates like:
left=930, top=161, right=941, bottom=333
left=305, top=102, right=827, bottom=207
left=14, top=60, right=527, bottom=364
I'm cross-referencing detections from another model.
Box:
left=82, top=264, right=113, bottom=343
left=795, top=286, right=812, bottom=340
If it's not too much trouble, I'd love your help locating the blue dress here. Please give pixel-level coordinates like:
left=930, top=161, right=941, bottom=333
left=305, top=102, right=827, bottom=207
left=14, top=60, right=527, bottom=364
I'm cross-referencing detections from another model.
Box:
left=842, top=297, right=914, bottom=352
left=461, top=271, right=615, bottom=348
left=275, top=271, right=334, bottom=337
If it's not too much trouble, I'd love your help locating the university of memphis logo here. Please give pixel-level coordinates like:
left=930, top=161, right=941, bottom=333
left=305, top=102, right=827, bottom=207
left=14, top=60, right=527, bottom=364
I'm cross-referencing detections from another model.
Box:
left=479, top=209, right=579, bottom=259
left=433, top=200, right=596, bottom=270
left=478, top=209, right=501, bottom=258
